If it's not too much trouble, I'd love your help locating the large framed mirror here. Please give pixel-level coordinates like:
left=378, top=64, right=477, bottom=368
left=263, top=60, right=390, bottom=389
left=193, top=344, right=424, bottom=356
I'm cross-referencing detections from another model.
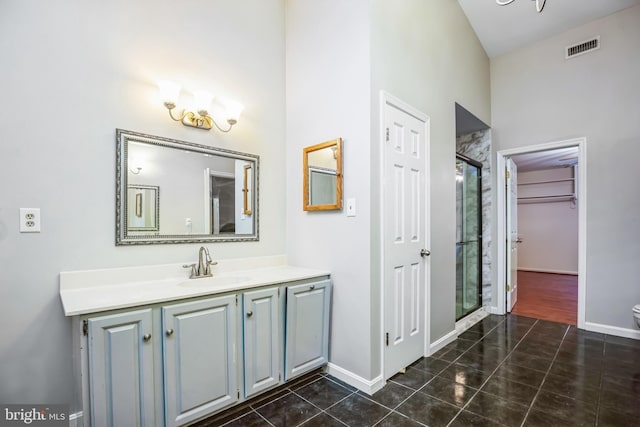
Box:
left=116, top=129, right=258, bottom=245
left=303, top=138, right=342, bottom=211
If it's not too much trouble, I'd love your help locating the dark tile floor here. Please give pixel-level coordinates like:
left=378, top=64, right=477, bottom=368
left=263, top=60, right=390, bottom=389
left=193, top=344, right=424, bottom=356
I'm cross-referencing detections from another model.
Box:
left=194, top=315, right=640, bottom=427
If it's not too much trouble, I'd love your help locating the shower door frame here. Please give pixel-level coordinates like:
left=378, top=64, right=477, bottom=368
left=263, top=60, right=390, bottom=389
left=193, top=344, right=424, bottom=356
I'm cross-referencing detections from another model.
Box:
left=456, top=154, right=483, bottom=321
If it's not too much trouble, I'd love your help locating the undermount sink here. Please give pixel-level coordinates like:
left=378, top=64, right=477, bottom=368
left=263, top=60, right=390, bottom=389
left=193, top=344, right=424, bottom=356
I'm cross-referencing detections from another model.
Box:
left=177, top=276, right=251, bottom=288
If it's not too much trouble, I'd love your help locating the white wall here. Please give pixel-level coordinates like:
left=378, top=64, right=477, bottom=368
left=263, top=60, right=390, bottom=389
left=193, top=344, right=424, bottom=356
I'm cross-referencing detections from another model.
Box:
left=371, top=0, right=491, bottom=347
left=0, top=0, right=286, bottom=408
left=517, top=168, right=578, bottom=274
left=285, top=0, right=374, bottom=381
left=286, top=0, right=491, bottom=387
left=491, top=5, right=640, bottom=331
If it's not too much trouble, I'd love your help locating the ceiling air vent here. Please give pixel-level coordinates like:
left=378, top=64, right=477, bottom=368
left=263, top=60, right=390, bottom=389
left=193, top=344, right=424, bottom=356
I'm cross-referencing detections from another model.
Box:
left=566, top=36, right=600, bottom=59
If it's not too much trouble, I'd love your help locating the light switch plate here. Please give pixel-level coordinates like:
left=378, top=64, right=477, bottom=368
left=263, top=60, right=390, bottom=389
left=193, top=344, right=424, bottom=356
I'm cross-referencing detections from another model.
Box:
left=20, top=208, right=41, bottom=232
left=346, top=198, right=356, bottom=217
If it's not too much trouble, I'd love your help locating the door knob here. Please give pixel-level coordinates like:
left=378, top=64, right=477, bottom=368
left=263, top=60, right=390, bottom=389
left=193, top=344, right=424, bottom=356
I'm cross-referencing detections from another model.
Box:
left=166, top=329, right=174, bottom=337
left=143, top=333, right=152, bottom=342
left=420, top=249, right=431, bottom=257
left=247, top=311, right=253, bottom=318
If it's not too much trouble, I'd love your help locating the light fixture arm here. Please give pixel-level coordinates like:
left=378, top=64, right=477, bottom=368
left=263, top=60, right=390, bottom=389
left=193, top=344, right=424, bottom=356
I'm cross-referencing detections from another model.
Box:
left=496, top=0, right=546, bottom=13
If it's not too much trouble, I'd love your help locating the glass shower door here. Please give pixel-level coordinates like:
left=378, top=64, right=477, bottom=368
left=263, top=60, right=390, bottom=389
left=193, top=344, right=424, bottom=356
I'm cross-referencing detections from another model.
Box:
left=456, top=155, right=482, bottom=320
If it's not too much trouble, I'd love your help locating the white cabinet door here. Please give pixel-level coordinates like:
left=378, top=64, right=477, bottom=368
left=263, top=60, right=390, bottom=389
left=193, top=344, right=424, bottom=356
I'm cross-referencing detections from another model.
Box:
left=284, top=279, right=331, bottom=380
left=243, top=287, right=280, bottom=398
left=87, top=309, right=157, bottom=427
left=163, top=295, right=238, bottom=427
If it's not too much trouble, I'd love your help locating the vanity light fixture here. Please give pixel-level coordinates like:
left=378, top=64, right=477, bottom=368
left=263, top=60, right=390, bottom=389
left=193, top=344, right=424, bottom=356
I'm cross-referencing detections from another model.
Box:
left=158, top=80, right=244, bottom=133
left=496, top=0, right=546, bottom=13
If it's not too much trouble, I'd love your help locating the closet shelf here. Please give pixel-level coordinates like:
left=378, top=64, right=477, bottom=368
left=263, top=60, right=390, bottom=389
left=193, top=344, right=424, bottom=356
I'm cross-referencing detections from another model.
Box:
left=518, top=194, right=576, bottom=204
left=518, top=178, right=575, bottom=186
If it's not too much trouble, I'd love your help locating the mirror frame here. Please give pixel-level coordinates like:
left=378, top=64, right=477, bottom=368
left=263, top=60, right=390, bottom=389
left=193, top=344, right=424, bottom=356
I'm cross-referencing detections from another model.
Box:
left=303, top=138, right=343, bottom=211
left=116, top=129, right=259, bottom=245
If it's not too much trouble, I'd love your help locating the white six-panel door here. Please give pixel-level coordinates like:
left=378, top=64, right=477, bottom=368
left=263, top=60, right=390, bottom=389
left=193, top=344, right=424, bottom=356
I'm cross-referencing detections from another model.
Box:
left=506, top=158, right=519, bottom=312
left=382, top=94, right=429, bottom=379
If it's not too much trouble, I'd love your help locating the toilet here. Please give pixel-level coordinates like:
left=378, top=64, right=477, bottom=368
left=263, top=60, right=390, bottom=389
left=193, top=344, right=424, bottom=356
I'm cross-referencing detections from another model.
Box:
left=634, top=305, right=640, bottom=328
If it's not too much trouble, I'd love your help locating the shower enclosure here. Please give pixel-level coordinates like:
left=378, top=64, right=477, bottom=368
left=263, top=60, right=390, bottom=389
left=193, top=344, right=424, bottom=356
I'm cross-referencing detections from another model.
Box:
left=456, top=155, right=482, bottom=320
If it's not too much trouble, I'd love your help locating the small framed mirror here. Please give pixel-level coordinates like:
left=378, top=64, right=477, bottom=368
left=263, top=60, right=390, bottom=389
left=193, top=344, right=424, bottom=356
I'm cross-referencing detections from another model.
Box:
left=116, top=129, right=259, bottom=245
left=303, top=138, right=342, bottom=211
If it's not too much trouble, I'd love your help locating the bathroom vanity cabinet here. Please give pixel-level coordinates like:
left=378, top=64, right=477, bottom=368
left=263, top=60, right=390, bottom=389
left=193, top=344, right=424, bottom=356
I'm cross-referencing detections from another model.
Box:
left=243, top=287, right=281, bottom=398
left=285, top=280, right=331, bottom=380
left=71, top=273, right=331, bottom=427
left=163, top=295, right=239, bottom=426
left=86, top=308, right=158, bottom=427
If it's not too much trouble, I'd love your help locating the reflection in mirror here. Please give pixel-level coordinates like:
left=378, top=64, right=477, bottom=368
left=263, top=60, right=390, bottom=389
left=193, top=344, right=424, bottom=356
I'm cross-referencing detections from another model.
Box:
left=116, top=129, right=258, bottom=245
left=303, top=138, right=342, bottom=211
left=127, top=185, right=159, bottom=231
left=243, top=164, right=253, bottom=215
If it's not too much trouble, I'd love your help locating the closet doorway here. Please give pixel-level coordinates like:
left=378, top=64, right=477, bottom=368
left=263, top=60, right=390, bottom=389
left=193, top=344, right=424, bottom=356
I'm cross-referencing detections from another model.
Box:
left=497, top=138, right=587, bottom=328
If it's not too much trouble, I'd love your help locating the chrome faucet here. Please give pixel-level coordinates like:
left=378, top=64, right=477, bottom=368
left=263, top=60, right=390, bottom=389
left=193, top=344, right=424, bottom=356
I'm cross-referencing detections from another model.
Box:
left=183, top=246, right=217, bottom=279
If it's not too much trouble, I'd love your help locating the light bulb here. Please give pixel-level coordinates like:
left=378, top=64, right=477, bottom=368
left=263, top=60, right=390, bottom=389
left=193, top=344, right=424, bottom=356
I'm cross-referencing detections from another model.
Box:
left=222, top=99, right=244, bottom=125
left=193, top=91, right=213, bottom=115
left=158, top=80, right=181, bottom=108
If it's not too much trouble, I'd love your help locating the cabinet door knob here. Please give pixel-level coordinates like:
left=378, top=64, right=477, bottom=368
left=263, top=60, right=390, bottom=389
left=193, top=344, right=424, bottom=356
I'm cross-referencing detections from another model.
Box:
left=166, top=329, right=174, bottom=337
left=247, top=311, right=253, bottom=317
left=310, top=285, right=315, bottom=290
left=143, top=333, right=152, bottom=342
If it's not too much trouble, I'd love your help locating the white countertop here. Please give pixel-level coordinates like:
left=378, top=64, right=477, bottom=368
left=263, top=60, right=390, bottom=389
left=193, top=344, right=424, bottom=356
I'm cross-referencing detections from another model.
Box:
left=59, top=255, right=329, bottom=316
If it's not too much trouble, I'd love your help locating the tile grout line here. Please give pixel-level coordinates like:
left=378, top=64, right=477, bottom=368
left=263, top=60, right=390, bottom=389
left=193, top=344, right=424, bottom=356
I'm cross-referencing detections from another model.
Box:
left=290, top=384, right=356, bottom=426
left=517, top=322, right=573, bottom=427
left=594, top=337, right=607, bottom=427
left=445, top=317, right=542, bottom=427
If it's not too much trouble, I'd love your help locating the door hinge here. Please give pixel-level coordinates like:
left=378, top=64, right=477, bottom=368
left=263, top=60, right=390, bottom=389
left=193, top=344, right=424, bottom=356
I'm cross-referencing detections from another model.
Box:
left=278, top=288, right=280, bottom=297
left=506, top=169, right=510, bottom=180
left=506, top=283, right=511, bottom=292
left=237, top=390, right=240, bottom=399
left=385, top=127, right=390, bottom=142
left=82, top=320, right=88, bottom=336
left=385, top=332, right=389, bottom=347
left=279, top=373, right=282, bottom=381
left=235, top=295, right=238, bottom=306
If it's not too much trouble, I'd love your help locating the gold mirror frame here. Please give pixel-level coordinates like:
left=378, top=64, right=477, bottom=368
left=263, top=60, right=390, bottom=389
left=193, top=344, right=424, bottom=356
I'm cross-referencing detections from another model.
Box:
left=303, top=138, right=343, bottom=211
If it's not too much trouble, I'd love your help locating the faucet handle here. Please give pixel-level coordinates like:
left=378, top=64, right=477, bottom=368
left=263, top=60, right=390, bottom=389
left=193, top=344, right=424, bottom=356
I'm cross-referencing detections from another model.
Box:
left=182, top=263, right=197, bottom=278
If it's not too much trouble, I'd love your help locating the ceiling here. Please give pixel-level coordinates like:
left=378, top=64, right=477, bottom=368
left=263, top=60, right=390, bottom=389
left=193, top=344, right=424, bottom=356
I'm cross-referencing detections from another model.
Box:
left=510, top=146, right=578, bottom=172
left=458, top=0, right=640, bottom=57
left=455, top=103, right=489, bottom=137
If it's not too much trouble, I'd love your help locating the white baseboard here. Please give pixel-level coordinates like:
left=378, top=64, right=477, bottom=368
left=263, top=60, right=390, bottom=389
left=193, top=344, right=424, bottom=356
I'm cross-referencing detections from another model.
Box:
left=486, top=306, right=503, bottom=315
left=584, top=322, right=640, bottom=340
left=429, top=330, right=457, bottom=355
left=455, top=308, right=489, bottom=335
left=68, top=411, right=82, bottom=427
left=518, top=268, right=578, bottom=276
left=325, top=363, right=385, bottom=395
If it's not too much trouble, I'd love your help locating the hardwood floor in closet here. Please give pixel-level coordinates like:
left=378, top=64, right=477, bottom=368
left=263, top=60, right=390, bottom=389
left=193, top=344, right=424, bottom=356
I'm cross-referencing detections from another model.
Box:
left=511, top=271, right=578, bottom=325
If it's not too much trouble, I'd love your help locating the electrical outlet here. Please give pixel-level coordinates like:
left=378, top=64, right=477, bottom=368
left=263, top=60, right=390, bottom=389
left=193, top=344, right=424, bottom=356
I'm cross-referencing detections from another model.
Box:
left=20, top=208, right=41, bottom=233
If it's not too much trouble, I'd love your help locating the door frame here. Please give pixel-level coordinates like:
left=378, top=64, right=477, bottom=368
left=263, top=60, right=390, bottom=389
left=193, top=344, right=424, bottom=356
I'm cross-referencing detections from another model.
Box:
left=379, top=91, right=431, bottom=380
left=495, top=137, right=587, bottom=328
